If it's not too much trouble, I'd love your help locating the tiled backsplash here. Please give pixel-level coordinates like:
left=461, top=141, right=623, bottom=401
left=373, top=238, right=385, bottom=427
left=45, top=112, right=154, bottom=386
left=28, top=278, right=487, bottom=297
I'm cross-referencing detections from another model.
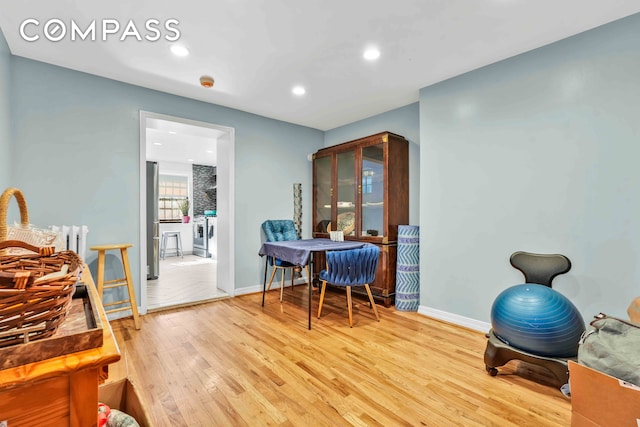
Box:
left=193, top=164, right=216, bottom=216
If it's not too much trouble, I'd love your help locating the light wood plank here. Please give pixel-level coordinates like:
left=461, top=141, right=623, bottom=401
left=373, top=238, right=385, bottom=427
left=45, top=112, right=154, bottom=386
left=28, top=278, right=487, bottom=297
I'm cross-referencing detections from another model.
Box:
left=111, top=287, right=571, bottom=426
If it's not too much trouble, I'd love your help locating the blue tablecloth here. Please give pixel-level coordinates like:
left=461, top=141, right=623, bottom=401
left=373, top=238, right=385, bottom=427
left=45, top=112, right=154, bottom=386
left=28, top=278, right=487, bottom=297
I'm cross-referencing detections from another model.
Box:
left=259, top=238, right=368, bottom=266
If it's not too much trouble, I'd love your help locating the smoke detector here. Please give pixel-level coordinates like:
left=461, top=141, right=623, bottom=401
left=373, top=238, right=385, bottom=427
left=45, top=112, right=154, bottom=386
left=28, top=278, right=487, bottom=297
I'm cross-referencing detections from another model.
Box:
left=200, top=76, right=214, bottom=88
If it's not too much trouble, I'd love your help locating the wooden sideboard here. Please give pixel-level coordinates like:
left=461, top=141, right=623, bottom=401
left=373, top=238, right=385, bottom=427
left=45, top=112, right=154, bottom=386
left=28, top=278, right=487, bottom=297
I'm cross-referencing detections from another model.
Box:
left=0, top=267, right=121, bottom=426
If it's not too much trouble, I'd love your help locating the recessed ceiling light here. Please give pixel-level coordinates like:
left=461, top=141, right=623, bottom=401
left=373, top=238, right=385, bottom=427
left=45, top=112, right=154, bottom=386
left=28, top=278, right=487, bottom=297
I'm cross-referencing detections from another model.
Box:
left=168, top=131, right=177, bottom=134
left=170, top=45, right=189, bottom=57
left=292, top=86, right=306, bottom=96
left=206, top=150, right=214, bottom=154
left=187, top=158, right=195, bottom=162
left=363, top=48, right=380, bottom=61
left=153, top=142, right=162, bottom=146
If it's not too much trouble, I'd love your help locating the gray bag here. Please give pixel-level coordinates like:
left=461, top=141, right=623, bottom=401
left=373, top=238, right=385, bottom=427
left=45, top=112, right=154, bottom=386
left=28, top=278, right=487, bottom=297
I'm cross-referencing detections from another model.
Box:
left=578, top=313, right=640, bottom=386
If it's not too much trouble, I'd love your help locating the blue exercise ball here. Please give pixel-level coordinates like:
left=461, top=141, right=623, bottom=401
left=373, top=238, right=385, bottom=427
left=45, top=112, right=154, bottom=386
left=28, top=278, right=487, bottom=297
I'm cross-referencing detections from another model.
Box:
left=491, top=283, right=585, bottom=358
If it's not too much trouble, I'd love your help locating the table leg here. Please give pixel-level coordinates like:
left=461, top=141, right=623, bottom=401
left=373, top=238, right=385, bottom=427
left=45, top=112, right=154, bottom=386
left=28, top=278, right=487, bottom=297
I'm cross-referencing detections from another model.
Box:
left=307, top=255, right=313, bottom=330
left=262, top=257, right=268, bottom=307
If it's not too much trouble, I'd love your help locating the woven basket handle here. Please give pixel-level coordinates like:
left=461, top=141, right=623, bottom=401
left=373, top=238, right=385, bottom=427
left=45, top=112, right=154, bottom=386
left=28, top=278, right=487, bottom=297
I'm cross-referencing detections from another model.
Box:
left=0, top=239, right=55, bottom=256
left=0, top=187, right=30, bottom=242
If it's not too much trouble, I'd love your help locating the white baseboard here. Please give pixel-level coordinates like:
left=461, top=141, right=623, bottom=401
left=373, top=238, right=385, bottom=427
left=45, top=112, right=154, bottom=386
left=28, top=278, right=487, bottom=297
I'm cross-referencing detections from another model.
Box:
left=237, top=278, right=310, bottom=296
left=418, top=305, right=491, bottom=333
left=235, top=285, right=262, bottom=296
left=106, top=308, right=135, bottom=321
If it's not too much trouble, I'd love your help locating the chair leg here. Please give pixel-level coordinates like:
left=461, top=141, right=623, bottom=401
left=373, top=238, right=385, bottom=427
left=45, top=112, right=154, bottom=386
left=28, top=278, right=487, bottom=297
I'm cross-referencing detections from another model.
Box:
left=364, top=284, right=380, bottom=322
left=290, top=267, right=295, bottom=291
left=267, top=265, right=277, bottom=291
left=160, top=234, right=166, bottom=260
left=177, top=235, right=183, bottom=258
left=280, top=267, right=285, bottom=302
left=317, top=281, right=327, bottom=318
left=346, top=286, right=353, bottom=327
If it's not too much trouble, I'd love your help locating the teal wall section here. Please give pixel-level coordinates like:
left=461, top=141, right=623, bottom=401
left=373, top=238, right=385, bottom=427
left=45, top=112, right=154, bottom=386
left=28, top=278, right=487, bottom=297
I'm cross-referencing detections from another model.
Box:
left=419, top=13, right=640, bottom=324
left=0, top=29, right=11, bottom=189
left=324, top=102, right=420, bottom=225
left=9, top=56, right=323, bottom=303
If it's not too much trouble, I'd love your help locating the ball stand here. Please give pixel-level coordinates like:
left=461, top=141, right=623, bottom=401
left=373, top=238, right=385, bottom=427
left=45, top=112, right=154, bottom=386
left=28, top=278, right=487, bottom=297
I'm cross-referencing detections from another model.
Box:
left=483, top=329, right=573, bottom=388
left=483, top=251, right=578, bottom=391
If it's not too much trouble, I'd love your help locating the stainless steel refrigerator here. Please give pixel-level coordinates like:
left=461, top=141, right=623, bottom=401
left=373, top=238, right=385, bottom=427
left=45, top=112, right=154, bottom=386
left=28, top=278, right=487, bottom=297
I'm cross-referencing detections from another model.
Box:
left=146, top=161, right=160, bottom=279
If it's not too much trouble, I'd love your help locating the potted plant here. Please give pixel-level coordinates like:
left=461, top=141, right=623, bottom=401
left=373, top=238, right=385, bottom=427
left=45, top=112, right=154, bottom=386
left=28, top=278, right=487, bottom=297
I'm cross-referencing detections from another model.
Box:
left=177, top=198, right=190, bottom=223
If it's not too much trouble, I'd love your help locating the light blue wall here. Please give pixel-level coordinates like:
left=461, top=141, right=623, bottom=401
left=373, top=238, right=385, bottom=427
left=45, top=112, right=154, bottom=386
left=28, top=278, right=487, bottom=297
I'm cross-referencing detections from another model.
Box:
left=0, top=29, right=11, bottom=189
left=9, top=57, right=323, bottom=303
left=419, top=13, right=640, bottom=325
left=324, top=102, right=420, bottom=225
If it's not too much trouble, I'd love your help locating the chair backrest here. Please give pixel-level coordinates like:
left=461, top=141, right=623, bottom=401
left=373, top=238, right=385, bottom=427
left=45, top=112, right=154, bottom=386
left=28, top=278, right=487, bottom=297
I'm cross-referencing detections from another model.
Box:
left=262, top=220, right=298, bottom=242
left=324, top=245, right=379, bottom=286
left=510, top=251, right=571, bottom=288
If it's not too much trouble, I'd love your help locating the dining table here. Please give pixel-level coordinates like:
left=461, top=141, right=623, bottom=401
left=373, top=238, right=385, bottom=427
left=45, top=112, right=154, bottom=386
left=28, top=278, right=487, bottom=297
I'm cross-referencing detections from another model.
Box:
left=258, top=238, right=370, bottom=329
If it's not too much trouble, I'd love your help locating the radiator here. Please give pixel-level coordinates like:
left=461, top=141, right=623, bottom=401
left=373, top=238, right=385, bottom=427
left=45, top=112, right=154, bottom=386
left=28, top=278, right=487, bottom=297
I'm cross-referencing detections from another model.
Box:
left=49, top=225, right=89, bottom=261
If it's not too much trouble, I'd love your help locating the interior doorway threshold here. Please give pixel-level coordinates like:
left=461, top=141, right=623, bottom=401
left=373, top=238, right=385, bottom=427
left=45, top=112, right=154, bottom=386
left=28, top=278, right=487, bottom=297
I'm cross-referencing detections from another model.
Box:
left=147, top=294, right=231, bottom=313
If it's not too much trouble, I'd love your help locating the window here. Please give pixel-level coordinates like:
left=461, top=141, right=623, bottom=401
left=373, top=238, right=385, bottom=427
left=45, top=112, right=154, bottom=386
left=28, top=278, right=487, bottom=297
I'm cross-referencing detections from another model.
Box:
left=362, top=169, right=374, bottom=194
left=159, top=174, right=188, bottom=222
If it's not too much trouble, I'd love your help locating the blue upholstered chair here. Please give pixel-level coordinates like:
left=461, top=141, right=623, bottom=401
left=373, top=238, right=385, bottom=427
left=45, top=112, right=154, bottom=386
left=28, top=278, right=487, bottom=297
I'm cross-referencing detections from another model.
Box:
left=261, top=220, right=308, bottom=302
left=317, top=245, right=380, bottom=327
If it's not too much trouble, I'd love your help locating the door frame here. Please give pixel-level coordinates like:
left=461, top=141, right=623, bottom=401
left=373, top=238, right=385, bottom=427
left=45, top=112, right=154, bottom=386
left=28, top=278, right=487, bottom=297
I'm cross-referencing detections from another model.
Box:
left=138, top=111, right=236, bottom=314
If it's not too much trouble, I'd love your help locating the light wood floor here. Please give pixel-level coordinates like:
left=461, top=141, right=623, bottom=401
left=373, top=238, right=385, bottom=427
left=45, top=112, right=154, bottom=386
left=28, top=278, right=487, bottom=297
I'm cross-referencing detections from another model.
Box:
left=147, top=254, right=228, bottom=311
left=110, top=286, right=571, bottom=426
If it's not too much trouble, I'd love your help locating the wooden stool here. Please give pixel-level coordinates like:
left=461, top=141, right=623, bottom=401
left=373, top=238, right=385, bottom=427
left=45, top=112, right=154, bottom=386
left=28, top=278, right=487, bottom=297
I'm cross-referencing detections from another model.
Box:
left=90, top=243, right=141, bottom=330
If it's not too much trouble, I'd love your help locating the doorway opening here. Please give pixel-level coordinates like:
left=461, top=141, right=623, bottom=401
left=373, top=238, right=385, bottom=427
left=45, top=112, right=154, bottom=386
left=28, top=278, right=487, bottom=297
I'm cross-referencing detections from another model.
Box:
left=139, top=111, right=235, bottom=313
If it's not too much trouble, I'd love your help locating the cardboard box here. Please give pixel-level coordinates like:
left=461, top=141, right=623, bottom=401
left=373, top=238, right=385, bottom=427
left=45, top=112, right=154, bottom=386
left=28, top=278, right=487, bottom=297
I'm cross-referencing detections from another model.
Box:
left=99, top=377, right=153, bottom=427
left=569, top=360, right=640, bottom=426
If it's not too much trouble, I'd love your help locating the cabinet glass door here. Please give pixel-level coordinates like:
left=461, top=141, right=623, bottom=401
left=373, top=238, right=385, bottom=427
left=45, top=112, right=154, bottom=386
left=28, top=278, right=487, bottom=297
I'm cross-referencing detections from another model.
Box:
left=314, top=155, right=332, bottom=234
left=361, top=144, right=385, bottom=238
left=335, top=150, right=356, bottom=237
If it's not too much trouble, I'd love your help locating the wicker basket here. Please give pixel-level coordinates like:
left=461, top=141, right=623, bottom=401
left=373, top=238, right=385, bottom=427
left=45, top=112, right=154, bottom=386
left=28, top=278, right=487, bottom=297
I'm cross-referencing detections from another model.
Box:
left=0, top=188, right=82, bottom=348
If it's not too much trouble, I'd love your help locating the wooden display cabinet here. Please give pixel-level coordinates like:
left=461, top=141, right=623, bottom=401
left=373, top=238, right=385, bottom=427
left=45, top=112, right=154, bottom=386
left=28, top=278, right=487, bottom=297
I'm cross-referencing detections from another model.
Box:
left=312, top=131, right=409, bottom=306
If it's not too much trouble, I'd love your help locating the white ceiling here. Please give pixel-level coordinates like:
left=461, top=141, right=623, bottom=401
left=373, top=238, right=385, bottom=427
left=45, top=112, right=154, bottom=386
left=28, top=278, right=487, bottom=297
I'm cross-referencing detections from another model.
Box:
left=145, top=118, right=224, bottom=166
left=1, top=1, right=639, bottom=131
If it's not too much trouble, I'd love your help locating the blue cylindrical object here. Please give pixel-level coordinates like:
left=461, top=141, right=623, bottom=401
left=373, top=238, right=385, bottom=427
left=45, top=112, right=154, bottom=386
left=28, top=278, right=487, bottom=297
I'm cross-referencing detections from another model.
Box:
left=396, top=225, right=420, bottom=311
left=491, top=283, right=585, bottom=358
